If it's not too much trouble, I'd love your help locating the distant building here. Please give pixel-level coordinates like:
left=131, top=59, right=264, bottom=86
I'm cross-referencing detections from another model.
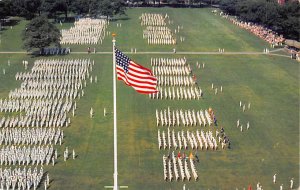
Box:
left=278, top=0, right=300, bottom=5
left=278, top=0, right=285, bottom=5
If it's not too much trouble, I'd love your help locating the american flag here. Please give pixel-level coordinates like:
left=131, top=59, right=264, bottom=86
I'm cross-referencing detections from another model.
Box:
left=115, top=48, right=158, bottom=94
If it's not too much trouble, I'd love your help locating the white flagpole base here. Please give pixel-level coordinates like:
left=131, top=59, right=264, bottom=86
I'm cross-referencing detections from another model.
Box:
left=104, top=186, right=128, bottom=189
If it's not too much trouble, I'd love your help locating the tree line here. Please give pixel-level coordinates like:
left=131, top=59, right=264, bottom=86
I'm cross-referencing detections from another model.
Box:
left=218, top=0, right=299, bottom=40
left=1, top=0, right=298, bottom=46
left=0, top=0, right=126, bottom=52
left=0, top=0, right=126, bottom=20
left=128, top=0, right=299, bottom=40
left=2, top=0, right=298, bottom=40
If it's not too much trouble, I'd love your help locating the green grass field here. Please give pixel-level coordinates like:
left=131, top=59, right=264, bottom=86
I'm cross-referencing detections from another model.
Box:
left=0, top=7, right=299, bottom=190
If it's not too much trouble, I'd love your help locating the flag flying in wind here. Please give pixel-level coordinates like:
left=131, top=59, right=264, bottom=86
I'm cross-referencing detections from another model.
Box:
left=115, top=48, right=158, bottom=94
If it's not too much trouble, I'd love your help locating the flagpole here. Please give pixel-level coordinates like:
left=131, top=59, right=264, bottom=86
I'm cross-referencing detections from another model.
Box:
left=112, top=33, right=118, bottom=190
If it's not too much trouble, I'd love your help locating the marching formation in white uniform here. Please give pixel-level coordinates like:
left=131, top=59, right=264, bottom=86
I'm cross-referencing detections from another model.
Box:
left=143, top=26, right=176, bottom=45
left=2, top=59, right=93, bottom=129
left=60, top=18, right=108, bottom=45
left=151, top=82, right=202, bottom=100
left=140, top=13, right=167, bottom=26
left=140, top=13, right=177, bottom=45
left=149, top=57, right=202, bottom=100
left=156, top=106, right=222, bottom=182
left=163, top=152, right=198, bottom=182
left=152, top=65, right=191, bottom=76
left=0, top=58, right=93, bottom=189
left=149, top=58, right=212, bottom=183
left=0, top=145, right=54, bottom=166
left=0, top=167, right=44, bottom=190
left=0, top=127, right=63, bottom=145
left=151, top=57, right=186, bottom=67
left=158, top=129, right=219, bottom=150
left=155, top=108, right=214, bottom=127
left=156, top=75, right=194, bottom=86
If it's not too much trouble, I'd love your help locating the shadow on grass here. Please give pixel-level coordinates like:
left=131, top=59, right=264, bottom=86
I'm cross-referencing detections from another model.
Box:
left=36, top=171, right=51, bottom=189
left=0, top=18, right=21, bottom=32
left=49, top=15, right=130, bottom=23
left=31, top=49, right=72, bottom=58
left=1, top=18, right=21, bottom=27
left=50, top=16, right=76, bottom=24
left=111, top=17, right=131, bottom=22
left=128, top=3, right=210, bottom=8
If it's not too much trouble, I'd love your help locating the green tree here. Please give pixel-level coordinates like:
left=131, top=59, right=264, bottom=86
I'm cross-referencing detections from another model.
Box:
left=261, top=0, right=279, bottom=26
left=219, top=0, right=299, bottom=40
left=22, top=15, right=61, bottom=51
left=39, top=0, right=56, bottom=17
left=235, top=0, right=264, bottom=23
left=165, top=0, right=181, bottom=4
left=54, top=0, right=69, bottom=19
left=219, top=0, right=239, bottom=14
left=276, top=1, right=300, bottom=40
left=11, top=0, right=42, bottom=19
left=89, top=0, right=125, bottom=18
left=69, top=0, right=89, bottom=15
left=89, top=0, right=102, bottom=17
left=0, top=0, right=12, bottom=19
left=39, top=0, right=69, bottom=19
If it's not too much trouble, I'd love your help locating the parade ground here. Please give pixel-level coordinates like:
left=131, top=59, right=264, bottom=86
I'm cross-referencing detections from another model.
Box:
left=0, top=7, right=298, bottom=190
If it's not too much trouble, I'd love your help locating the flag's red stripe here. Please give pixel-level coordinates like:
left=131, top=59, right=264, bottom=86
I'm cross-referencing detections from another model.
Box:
left=129, top=82, right=157, bottom=89
left=117, top=65, right=157, bottom=86
left=124, top=74, right=157, bottom=89
left=127, top=72, right=157, bottom=85
left=126, top=75, right=157, bottom=88
left=128, top=65, right=155, bottom=79
left=117, top=68, right=157, bottom=89
left=135, top=88, right=159, bottom=94
left=119, top=75, right=157, bottom=90
left=115, top=49, right=158, bottom=94
left=117, top=74, right=130, bottom=86
left=127, top=68, right=157, bottom=80
left=116, top=68, right=130, bottom=85
left=128, top=65, right=156, bottom=77
left=130, top=61, right=153, bottom=73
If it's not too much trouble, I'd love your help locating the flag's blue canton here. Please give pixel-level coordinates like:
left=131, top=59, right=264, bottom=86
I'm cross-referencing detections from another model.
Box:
left=115, top=49, right=130, bottom=73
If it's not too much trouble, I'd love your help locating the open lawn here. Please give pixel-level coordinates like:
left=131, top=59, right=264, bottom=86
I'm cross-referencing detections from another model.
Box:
left=0, top=7, right=299, bottom=190
left=1, top=8, right=271, bottom=53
